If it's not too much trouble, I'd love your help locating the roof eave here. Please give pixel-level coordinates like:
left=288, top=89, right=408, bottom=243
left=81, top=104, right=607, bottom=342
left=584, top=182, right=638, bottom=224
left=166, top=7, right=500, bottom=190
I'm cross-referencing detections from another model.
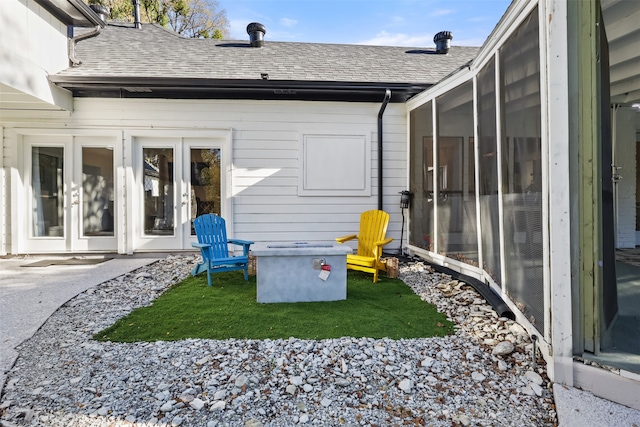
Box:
left=34, top=0, right=106, bottom=27
left=48, top=76, right=433, bottom=103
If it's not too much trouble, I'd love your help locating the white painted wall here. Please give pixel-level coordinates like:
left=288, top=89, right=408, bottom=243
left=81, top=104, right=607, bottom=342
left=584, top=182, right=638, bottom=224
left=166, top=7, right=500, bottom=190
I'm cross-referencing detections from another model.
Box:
left=615, top=107, right=637, bottom=248
left=1, top=98, right=407, bottom=253
left=0, top=0, right=72, bottom=108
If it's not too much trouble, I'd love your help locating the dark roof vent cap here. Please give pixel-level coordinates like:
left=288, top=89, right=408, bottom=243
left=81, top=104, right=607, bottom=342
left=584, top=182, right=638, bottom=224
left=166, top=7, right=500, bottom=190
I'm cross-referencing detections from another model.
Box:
left=247, top=22, right=266, bottom=47
left=434, top=31, right=453, bottom=54
left=89, top=4, right=109, bottom=22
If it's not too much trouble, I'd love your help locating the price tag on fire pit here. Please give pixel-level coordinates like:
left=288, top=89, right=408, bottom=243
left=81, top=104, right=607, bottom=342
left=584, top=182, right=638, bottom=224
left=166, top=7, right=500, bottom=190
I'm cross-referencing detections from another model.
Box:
left=319, top=264, right=331, bottom=281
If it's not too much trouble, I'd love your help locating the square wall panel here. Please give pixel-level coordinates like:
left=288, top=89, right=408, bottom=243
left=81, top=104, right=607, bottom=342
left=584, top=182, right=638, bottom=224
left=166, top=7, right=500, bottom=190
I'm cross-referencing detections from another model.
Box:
left=298, top=134, right=371, bottom=196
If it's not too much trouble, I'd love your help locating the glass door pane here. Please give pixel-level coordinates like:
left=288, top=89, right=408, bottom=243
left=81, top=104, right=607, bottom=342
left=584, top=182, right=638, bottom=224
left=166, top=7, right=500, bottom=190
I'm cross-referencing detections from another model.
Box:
left=190, top=148, right=221, bottom=235
left=32, top=147, right=64, bottom=237
left=143, top=148, right=175, bottom=236
left=82, top=147, right=114, bottom=237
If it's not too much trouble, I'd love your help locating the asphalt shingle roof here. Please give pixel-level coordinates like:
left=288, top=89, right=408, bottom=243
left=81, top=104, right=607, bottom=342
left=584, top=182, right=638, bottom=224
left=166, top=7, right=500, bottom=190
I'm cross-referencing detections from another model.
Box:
left=56, top=23, right=480, bottom=85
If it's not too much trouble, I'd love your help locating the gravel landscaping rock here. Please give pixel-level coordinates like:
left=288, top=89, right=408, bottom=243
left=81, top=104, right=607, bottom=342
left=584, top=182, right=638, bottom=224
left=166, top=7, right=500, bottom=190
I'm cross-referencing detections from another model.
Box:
left=0, top=254, right=557, bottom=426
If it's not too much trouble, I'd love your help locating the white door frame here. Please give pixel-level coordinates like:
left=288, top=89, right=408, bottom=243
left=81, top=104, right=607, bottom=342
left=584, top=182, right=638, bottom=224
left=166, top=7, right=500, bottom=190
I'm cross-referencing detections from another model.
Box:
left=13, top=129, right=122, bottom=254
left=21, top=135, right=71, bottom=253
left=181, top=137, right=231, bottom=249
left=124, top=129, right=232, bottom=253
left=71, top=136, right=119, bottom=252
left=132, top=136, right=183, bottom=251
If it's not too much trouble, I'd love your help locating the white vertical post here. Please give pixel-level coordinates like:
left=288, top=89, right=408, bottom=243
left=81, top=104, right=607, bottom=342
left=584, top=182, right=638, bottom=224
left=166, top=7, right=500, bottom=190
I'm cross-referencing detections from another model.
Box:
left=538, top=0, right=551, bottom=345
left=432, top=102, right=439, bottom=254
left=224, top=128, right=234, bottom=236
left=12, top=132, right=23, bottom=254
left=495, top=50, right=507, bottom=292
left=544, top=0, right=573, bottom=386
left=0, top=126, right=5, bottom=255
left=472, top=76, right=484, bottom=272
left=121, top=131, right=134, bottom=254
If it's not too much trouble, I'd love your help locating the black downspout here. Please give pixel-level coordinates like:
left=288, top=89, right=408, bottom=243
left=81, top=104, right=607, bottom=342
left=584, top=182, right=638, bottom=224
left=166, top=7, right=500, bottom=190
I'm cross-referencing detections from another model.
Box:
left=377, top=89, right=391, bottom=210
left=68, top=25, right=102, bottom=66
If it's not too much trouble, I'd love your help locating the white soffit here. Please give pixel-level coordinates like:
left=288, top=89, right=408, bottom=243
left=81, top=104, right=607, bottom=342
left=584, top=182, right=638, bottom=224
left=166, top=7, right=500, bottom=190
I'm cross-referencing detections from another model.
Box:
left=602, top=0, right=640, bottom=105
left=0, top=83, right=70, bottom=111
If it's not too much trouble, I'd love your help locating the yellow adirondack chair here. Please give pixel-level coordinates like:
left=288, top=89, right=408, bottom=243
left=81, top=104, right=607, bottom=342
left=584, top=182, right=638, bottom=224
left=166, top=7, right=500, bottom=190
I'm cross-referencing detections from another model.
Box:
left=335, top=210, right=394, bottom=283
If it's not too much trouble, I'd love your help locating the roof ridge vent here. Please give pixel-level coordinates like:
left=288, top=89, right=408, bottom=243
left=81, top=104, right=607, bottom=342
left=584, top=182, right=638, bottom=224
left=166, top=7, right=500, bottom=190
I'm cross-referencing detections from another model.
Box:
left=247, top=22, right=266, bottom=47
left=434, top=31, right=453, bottom=54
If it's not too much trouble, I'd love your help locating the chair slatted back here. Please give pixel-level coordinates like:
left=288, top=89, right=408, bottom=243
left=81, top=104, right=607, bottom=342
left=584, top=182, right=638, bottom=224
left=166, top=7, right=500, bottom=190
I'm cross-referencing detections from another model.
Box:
left=357, top=210, right=390, bottom=257
left=193, top=214, right=229, bottom=259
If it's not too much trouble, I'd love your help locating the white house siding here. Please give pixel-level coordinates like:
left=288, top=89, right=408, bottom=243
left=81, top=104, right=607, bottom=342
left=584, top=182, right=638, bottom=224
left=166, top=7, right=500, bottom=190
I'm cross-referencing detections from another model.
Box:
left=615, top=107, right=637, bottom=248
left=0, top=0, right=71, bottom=109
left=2, top=98, right=407, bottom=253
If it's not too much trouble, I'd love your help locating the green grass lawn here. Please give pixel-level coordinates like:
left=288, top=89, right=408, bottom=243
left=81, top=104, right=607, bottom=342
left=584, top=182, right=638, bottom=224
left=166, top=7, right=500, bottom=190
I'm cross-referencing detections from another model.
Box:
left=95, top=270, right=454, bottom=342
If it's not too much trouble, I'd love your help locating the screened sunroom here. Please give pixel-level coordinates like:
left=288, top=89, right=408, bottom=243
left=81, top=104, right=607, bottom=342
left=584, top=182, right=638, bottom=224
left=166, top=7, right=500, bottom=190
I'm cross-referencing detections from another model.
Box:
left=408, top=1, right=546, bottom=345
left=405, top=0, right=640, bottom=408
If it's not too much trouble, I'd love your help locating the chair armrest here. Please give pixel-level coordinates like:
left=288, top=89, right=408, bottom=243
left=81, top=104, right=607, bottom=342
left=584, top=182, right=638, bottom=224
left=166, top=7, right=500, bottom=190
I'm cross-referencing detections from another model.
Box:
left=336, top=234, right=357, bottom=244
left=372, top=237, right=394, bottom=259
left=192, top=242, right=211, bottom=249
left=228, top=239, right=253, bottom=256
left=373, top=237, right=394, bottom=247
left=228, top=239, right=254, bottom=246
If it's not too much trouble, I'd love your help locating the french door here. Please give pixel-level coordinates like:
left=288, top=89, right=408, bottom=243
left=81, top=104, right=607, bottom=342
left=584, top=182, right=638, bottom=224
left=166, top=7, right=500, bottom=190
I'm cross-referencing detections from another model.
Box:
left=23, top=135, right=118, bottom=252
left=133, top=137, right=224, bottom=251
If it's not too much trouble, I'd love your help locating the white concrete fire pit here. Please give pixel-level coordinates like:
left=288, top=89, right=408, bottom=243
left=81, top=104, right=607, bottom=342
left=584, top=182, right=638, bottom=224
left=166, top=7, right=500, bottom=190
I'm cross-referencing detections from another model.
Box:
left=251, top=242, right=352, bottom=303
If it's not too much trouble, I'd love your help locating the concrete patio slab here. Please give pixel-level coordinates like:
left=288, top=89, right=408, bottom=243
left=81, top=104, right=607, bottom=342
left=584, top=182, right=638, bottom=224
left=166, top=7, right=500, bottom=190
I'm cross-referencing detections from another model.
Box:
left=0, top=254, right=165, bottom=394
left=554, top=383, right=640, bottom=426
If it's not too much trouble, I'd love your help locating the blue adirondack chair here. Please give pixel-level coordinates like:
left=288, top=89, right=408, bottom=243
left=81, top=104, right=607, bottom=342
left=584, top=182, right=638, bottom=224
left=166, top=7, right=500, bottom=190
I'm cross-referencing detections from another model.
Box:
left=191, top=214, right=254, bottom=286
